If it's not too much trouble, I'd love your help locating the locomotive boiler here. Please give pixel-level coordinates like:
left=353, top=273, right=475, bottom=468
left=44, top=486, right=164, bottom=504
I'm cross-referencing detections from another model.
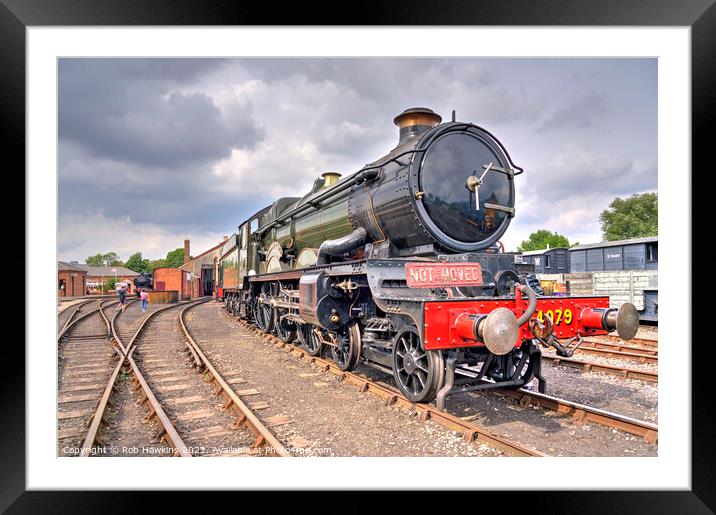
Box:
left=219, top=107, right=639, bottom=408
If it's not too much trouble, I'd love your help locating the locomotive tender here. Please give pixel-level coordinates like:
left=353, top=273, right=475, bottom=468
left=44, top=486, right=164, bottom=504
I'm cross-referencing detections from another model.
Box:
left=218, top=107, right=639, bottom=408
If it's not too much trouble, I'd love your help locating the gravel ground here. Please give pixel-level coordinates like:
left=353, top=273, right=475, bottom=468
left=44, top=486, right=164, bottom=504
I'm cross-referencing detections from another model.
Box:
left=185, top=302, right=505, bottom=457
left=532, top=365, right=658, bottom=423
left=634, top=325, right=659, bottom=339
left=356, top=364, right=657, bottom=457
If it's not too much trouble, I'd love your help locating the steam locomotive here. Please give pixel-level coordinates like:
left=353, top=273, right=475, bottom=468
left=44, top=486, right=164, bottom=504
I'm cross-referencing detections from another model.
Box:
left=218, top=107, right=639, bottom=408
left=134, top=272, right=153, bottom=290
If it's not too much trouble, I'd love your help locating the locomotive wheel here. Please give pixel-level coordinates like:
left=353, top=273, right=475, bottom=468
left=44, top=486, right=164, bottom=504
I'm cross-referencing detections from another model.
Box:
left=274, top=308, right=296, bottom=343
left=296, top=323, right=308, bottom=346
left=392, top=328, right=445, bottom=403
left=330, top=321, right=362, bottom=371
left=254, top=283, right=275, bottom=333
left=301, top=324, right=323, bottom=356
left=493, top=344, right=537, bottom=390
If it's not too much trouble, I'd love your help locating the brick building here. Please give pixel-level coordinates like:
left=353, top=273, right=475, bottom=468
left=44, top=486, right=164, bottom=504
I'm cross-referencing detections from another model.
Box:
left=153, top=267, right=192, bottom=300
left=179, top=238, right=226, bottom=298
left=58, top=261, right=88, bottom=297
left=72, top=264, right=140, bottom=293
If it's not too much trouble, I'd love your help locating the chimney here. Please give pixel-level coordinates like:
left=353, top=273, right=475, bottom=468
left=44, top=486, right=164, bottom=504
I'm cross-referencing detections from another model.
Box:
left=393, top=107, right=442, bottom=146
left=223, top=235, right=228, bottom=241
left=184, top=239, right=190, bottom=264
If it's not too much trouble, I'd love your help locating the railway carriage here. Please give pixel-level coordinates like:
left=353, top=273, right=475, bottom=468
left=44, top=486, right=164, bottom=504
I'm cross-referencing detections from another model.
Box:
left=219, top=108, right=639, bottom=408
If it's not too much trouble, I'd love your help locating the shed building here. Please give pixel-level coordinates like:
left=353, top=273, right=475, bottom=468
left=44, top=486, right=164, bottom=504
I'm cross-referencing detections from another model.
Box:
left=179, top=237, right=227, bottom=297
left=519, top=247, right=570, bottom=274
left=58, top=261, right=87, bottom=297
left=153, top=267, right=192, bottom=300
left=569, top=236, right=658, bottom=272
left=72, top=264, right=140, bottom=293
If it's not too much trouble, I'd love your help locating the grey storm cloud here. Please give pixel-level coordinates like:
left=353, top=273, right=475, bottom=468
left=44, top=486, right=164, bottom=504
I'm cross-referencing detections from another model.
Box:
left=59, top=58, right=264, bottom=168
left=538, top=92, right=608, bottom=132
left=58, top=57, right=657, bottom=260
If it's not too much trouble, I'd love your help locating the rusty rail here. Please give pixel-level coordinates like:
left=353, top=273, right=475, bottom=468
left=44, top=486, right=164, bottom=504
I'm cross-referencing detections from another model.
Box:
left=233, top=316, right=544, bottom=457
left=59, top=299, right=123, bottom=457
left=77, top=300, right=192, bottom=456
left=494, top=387, right=658, bottom=443
left=57, top=299, right=117, bottom=341
left=57, top=299, right=96, bottom=338
left=568, top=344, right=658, bottom=364
left=602, top=334, right=658, bottom=348
left=542, top=354, right=658, bottom=383
left=577, top=338, right=658, bottom=356
left=119, top=301, right=197, bottom=455
left=126, top=353, right=192, bottom=456
left=180, top=301, right=290, bottom=457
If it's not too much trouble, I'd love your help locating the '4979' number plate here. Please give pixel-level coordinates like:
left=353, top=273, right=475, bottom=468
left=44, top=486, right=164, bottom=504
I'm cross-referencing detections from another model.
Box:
left=536, top=308, right=574, bottom=325
left=405, top=262, right=483, bottom=288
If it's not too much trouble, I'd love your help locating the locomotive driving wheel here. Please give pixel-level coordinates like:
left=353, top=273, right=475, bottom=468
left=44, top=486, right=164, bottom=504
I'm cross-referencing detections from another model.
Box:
left=254, top=282, right=276, bottom=333
left=274, top=307, right=296, bottom=343
left=330, top=321, right=362, bottom=371
left=392, top=328, right=445, bottom=403
left=300, top=324, right=323, bottom=356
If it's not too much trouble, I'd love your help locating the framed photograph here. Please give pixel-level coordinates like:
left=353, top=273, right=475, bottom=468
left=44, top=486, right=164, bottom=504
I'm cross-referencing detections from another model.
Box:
left=6, top=0, right=712, bottom=511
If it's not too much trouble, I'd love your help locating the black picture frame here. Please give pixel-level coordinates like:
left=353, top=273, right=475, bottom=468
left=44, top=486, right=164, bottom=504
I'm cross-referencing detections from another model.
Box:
left=4, top=1, right=712, bottom=512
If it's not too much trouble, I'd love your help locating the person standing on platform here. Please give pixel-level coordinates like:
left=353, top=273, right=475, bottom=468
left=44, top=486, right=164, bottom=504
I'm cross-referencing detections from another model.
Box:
left=140, top=289, right=148, bottom=312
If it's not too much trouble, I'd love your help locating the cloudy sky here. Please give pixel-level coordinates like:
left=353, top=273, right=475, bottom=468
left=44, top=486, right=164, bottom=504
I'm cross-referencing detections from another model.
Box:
left=58, top=58, right=656, bottom=261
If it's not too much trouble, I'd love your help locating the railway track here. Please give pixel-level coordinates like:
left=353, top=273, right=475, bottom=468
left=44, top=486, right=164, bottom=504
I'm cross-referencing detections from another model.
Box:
left=57, top=299, right=122, bottom=456
left=600, top=334, right=658, bottom=348
left=542, top=353, right=658, bottom=383
left=178, top=302, right=290, bottom=456
left=577, top=338, right=658, bottom=357
left=58, top=299, right=103, bottom=339
left=494, top=387, right=658, bottom=443
left=229, top=313, right=658, bottom=451
left=111, top=300, right=288, bottom=456
left=568, top=343, right=658, bottom=364
left=59, top=299, right=289, bottom=457
left=230, top=314, right=544, bottom=457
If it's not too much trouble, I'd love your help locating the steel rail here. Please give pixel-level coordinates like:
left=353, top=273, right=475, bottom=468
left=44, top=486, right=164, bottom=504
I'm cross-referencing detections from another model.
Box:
left=568, top=344, right=658, bottom=364
left=233, top=316, right=544, bottom=457
left=79, top=301, right=126, bottom=456
left=180, top=301, right=290, bottom=457
left=603, top=334, right=658, bottom=347
left=57, top=299, right=96, bottom=337
left=56, top=298, right=121, bottom=456
left=576, top=338, right=658, bottom=356
left=57, top=299, right=118, bottom=341
left=494, top=387, right=658, bottom=443
left=120, top=301, right=197, bottom=456
left=78, top=300, right=193, bottom=456
left=542, top=354, right=658, bottom=383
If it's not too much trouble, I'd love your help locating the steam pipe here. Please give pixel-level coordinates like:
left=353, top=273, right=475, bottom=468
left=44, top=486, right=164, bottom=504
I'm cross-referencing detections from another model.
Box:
left=316, top=228, right=368, bottom=265
left=516, top=283, right=538, bottom=326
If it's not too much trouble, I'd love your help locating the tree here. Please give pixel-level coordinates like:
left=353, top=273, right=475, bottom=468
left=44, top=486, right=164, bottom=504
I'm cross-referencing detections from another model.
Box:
left=103, top=277, right=120, bottom=292
left=599, top=192, right=657, bottom=241
left=102, top=252, right=123, bottom=267
left=518, top=230, right=571, bottom=252
left=125, top=252, right=151, bottom=273
left=86, top=251, right=123, bottom=267
left=164, top=248, right=186, bottom=268
left=86, top=253, right=104, bottom=266
left=150, top=259, right=167, bottom=270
